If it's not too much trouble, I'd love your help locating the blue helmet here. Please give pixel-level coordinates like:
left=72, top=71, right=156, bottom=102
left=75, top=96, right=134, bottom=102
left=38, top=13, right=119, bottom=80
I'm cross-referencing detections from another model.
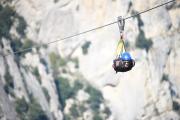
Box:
left=120, top=52, right=132, bottom=61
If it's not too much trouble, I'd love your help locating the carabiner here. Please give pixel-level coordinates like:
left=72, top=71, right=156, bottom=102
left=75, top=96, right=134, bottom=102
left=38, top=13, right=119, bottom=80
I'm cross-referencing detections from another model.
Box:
left=117, top=16, right=125, bottom=34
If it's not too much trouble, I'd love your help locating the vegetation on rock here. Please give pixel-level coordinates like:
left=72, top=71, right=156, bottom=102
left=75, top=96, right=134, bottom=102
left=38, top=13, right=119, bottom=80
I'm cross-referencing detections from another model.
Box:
left=15, top=97, right=49, bottom=120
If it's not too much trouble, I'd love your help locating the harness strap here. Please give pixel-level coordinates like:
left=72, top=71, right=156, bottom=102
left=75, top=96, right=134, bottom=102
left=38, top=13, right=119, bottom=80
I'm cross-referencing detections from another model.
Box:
left=114, top=16, right=126, bottom=59
left=115, top=34, right=126, bottom=58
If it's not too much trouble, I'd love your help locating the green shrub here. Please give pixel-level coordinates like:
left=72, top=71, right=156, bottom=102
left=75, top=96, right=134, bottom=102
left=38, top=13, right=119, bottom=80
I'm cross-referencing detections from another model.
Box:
left=15, top=96, right=49, bottom=120
left=135, top=29, right=153, bottom=52
left=85, top=85, right=111, bottom=119
left=54, top=78, right=111, bottom=119
left=93, top=113, right=103, bottom=120
left=3, top=84, right=15, bottom=97
left=131, top=10, right=144, bottom=27
left=70, top=58, right=79, bottom=68
left=42, top=87, right=50, bottom=103
left=55, top=77, right=73, bottom=109
left=59, top=59, right=67, bottom=67
left=162, top=73, right=169, bottom=81
left=49, top=52, right=67, bottom=69
left=15, top=97, right=28, bottom=120
left=15, top=97, right=28, bottom=113
left=28, top=99, right=49, bottom=120
left=85, top=86, right=103, bottom=111
left=69, top=104, right=80, bottom=118
left=104, top=107, right=111, bottom=117
left=49, top=52, right=57, bottom=67
left=40, top=58, right=48, bottom=67
left=4, top=67, right=14, bottom=96
left=32, top=67, right=41, bottom=84
left=73, top=80, right=83, bottom=93
left=0, top=5, right=27, bottom=39
left=10, top=38, right=34, bottom=57
left=0, top=5, right=15, bottom=39
left=32, top=67, right=40, bottom=77
left=64, top=114, right=71, bottom=120
left=40, top=58, right=49, bottom=73
left=15, top=16, right=27, bottom=37
left=79, top=104, right=86, bottom=113
left=0, top=5, right=27, bottom=56
left=10, top=38, right=23, bottom=55
left=22, top=39, right=34, bottom=50
left=55, top=78, right=83, bottom=109
left=173, top=101, right=180, bottom=111
left=4, top=68, right=14, bottom=88
left=133, top=10, right=153, bottom=52
left=69, top=103, right=87, bottom=119
left=81, top=41, right=91, bottom=55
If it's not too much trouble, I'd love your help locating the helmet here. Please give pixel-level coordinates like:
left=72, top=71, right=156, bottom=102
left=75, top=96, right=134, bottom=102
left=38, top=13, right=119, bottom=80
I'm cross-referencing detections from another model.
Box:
left=120, top=52, right=132, bottom=61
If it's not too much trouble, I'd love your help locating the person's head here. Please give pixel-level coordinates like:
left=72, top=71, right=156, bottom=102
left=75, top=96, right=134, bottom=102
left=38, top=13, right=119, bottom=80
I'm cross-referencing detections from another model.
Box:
left=124, top=60, right=131, bottom=68
left=120, top=52, right=132, bottom=61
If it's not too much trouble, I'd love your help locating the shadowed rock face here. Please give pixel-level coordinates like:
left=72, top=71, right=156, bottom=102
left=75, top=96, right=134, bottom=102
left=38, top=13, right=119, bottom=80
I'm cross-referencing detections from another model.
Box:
left=0, top=0, right=179, bottom=120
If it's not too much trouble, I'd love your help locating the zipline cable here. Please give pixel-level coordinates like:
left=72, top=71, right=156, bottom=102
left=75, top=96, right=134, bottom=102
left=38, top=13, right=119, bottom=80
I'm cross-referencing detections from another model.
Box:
left=124, top=0, right=176, bottom=20
left=4, top=0, right=176, bottom=56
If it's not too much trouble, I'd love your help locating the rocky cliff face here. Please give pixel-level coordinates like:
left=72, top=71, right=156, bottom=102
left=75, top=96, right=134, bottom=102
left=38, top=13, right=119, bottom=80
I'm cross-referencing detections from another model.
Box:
left=0, top=0, right=179, bottom=120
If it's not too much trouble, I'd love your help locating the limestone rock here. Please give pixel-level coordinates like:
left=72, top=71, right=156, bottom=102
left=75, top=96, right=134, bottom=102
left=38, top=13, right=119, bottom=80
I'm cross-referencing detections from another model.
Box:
left=0, top=0, right=179, bottom=120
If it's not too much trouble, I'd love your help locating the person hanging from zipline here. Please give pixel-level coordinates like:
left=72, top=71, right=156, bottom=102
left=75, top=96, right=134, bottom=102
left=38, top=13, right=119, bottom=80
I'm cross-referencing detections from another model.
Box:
left=112, top=16, right=135, bottom=73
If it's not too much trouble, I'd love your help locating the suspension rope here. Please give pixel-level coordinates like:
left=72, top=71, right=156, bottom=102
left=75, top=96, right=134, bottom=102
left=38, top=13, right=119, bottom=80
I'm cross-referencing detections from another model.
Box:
left=3, top=0, right=176, bottom=56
